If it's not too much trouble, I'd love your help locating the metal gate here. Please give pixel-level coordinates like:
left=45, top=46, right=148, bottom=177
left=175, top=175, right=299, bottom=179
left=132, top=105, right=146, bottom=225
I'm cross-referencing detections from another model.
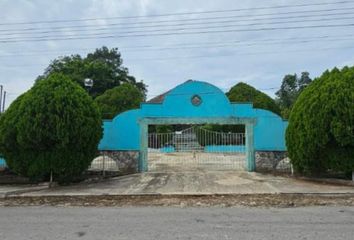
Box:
left=148, top=126, right=246, bottom=171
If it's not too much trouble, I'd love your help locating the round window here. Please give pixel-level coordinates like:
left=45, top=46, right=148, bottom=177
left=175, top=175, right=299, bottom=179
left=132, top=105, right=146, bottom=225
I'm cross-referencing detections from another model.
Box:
left=191, top=95, right=202, bottom=106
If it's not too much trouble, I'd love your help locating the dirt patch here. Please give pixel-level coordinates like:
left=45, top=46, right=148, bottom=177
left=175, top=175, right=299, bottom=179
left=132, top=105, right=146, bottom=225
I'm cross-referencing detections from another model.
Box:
left=1, top=194, right=354, bottom=208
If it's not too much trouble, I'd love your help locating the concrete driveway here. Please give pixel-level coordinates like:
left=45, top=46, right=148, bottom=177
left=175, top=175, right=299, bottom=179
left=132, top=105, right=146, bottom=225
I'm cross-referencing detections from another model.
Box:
left=16, top=171, right=354, bottom=197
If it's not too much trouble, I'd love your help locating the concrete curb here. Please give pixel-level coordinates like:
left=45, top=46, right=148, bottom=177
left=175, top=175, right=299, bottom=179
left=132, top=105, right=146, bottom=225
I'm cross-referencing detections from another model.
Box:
left=2, top=193, right=354, bottom=207
left=10, top=192, right=354, bottom=197
left=0, top=183, right=50, bottom=198
left=3, top=192, right=354, bottom=199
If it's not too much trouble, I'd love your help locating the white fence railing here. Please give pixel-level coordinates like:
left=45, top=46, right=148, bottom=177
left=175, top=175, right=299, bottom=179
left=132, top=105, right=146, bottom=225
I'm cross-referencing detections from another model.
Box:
left=88, top=154, right=119, bottom=172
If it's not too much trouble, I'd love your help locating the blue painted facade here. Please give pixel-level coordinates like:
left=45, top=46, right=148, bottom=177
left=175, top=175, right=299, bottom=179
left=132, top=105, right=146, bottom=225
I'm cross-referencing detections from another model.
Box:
left=98, top=80, right=288, bottom=152
left=160, top=146, right=175, bottom=153
left=205, top=145, right=245, bottom=153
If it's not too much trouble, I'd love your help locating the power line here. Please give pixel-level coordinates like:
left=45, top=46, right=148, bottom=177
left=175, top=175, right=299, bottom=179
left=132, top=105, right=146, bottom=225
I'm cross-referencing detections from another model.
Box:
left=2, top=13, right=354, bottom=39
left=1, top=0, right=352, bottom=26
left=1, top=22, right=354, bottom=43
left=128, top=45, right=354, bottom=62
left=2, top=7, right=354, bottom=34
left=1, top=44, right=353, bottom=69
left=5, top=15, right=354, bottom=41
left=1, top=34, right=353, bottom=58
left=126, top=36, right=353, bottom=53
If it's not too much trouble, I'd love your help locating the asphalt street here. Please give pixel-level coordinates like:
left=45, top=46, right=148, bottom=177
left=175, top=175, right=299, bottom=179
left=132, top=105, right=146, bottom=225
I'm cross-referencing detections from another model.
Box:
left=0, top=206, right=353, bottom=240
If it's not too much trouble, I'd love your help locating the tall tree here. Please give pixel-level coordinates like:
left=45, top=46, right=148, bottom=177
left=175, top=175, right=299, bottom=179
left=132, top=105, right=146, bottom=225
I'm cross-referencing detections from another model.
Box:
left=227, top=82, right=281, bottom=116
left=199, top=82, right=281, bottom=134
left=94, top=83, right=144, bottom=119
left=298, top=72, right=312, bottom=91
left=276, top=72, right=312, bottom=118
left=37, top=46, right=147, bottom=98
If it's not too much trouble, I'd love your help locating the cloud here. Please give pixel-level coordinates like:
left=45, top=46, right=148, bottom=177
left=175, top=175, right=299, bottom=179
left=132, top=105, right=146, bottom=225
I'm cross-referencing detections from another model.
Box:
left=1, top=0, right=354, bottom=108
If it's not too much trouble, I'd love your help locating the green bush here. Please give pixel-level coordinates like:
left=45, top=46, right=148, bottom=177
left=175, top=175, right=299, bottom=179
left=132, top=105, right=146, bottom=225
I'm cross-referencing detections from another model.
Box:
left=286, top=67, right=354, bottom=174
left=0, top=74, right=102, bottom=182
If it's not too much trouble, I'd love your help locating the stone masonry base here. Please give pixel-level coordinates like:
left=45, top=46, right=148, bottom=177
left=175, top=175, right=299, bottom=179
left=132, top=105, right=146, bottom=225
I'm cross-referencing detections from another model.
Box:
left=99, top=150, right=139, bottom=174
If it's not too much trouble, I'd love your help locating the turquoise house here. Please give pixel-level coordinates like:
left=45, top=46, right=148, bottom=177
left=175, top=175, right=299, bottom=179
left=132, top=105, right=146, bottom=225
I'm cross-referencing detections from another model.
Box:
left=98, top=80, right=288, bottom=173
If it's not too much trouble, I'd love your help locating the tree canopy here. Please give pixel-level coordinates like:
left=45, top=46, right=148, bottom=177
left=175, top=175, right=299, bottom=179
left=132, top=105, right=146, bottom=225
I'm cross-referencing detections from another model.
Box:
left=94, top=83, right=144, bottom=119
left=226, top=82, right=281, bottom=116
left=286, top=67, right=354, bottom=175
left=0, top=74, right=102, bottom=182
left=275, top=72, right=312, bottom=119
left=198, top=82, right=280, bottom=134
left=37, top=46, right=146, bottom=98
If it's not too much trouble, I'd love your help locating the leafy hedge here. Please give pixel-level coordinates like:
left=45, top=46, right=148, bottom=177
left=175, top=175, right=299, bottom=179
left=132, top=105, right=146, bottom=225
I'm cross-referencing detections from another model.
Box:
left=0, top=74, right=102, bottom=182
left=286, top=67, right=354, bottom=174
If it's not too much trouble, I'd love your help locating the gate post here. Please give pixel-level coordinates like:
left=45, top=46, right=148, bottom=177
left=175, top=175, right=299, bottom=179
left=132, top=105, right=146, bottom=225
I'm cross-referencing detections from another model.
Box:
left=245, top=122, right=255, bottom=172
left=139, top=121, right=148, bottom=172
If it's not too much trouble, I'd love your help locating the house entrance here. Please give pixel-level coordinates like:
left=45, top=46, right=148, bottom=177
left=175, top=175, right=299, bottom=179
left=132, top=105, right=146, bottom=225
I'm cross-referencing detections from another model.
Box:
left=148, top=125, right=246, bottom=172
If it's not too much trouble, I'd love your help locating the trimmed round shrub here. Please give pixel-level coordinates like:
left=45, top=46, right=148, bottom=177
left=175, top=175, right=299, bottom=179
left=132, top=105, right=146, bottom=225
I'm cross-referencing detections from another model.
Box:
left=286, top=67, right=354, bottom=174
left=0, top=74, right=102, bottom=182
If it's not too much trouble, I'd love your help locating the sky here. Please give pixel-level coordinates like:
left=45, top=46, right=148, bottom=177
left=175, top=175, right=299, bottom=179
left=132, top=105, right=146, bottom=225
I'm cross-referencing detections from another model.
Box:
left=1, top=0, right=354, bottom=108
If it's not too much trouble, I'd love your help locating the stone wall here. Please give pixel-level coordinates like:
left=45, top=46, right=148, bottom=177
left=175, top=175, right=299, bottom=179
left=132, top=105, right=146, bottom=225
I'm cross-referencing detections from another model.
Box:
left=98, top=150, right=290, bottom=174
left=255, top=151, right=291, bottom=172
left=99, top=150, right=139, bottom=174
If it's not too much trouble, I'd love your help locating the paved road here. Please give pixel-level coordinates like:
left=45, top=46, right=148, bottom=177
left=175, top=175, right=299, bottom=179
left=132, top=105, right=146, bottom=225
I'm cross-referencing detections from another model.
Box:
left=0, top=206, right=353, bottom=240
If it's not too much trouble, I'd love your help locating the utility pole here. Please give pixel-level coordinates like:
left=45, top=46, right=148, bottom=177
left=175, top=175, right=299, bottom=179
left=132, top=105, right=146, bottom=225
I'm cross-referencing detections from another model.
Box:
left=2, top=91, right=6, bottom=113
left=0, top=85, right=3, bottom=113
